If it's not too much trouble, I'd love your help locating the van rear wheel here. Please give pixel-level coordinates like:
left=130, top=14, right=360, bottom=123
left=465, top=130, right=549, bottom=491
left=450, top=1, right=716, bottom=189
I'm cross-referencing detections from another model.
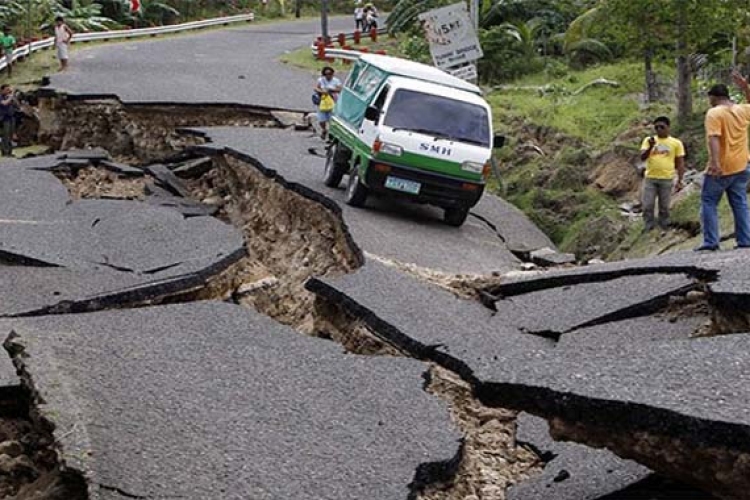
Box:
left=323, top=142, right=348, bottom=188
left=444, top=206, right=469, bottom=227
left=346, top=167, right=368, bottom=207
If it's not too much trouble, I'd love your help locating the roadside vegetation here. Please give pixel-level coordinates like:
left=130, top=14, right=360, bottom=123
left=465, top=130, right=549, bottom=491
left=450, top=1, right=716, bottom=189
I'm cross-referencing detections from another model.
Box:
left=0, top=0, right=396, bottom=39
left=379, top=0, right=750, bottom=261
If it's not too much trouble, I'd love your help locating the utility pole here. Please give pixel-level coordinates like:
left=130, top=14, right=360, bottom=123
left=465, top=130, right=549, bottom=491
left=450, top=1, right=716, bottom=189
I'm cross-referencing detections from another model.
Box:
left=26, top=0, right=32, bottom=41
left=321, top=0, right=329, bottom=43
left=295, top=0, right=301, bottom=18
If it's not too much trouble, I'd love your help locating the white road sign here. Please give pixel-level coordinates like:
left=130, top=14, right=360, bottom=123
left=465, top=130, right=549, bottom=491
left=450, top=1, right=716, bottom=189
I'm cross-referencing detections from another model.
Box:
left=447, top=63, right=477, bottom=81
left=418, top=3, right=483, bottom=69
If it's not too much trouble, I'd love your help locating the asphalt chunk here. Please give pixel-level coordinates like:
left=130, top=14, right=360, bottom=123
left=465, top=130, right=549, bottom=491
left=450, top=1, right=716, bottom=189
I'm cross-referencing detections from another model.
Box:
left=1, top=302, right=461, bottom=500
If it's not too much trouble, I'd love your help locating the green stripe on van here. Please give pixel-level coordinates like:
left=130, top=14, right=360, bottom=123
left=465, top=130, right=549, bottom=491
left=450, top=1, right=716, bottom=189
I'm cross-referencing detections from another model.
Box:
left=376, top=151, right=482, bottom=182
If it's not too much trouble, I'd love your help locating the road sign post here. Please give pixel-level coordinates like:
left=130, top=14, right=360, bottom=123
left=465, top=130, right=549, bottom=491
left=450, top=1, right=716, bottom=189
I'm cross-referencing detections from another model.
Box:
left=418, top=2, right=483, bottom=82
left=321, top=0, right=329, bottom=43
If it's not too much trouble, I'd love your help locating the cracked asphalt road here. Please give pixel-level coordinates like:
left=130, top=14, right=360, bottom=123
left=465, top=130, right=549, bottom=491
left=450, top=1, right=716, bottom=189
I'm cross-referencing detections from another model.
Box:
left=5, top=14, right=743, bottom=500
left=196, top=127, right=552, bottom=274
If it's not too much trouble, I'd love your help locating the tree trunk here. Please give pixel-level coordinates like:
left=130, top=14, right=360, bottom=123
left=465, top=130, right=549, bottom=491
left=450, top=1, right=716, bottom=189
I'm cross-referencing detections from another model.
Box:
left=675, top=11, right=692, bottom=126
left=644, top=47, right=658, bottom=102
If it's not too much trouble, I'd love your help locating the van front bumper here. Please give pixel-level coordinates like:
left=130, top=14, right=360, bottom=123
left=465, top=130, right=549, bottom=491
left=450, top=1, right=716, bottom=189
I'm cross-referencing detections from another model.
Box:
left=364, top=160, right=484, bottom=208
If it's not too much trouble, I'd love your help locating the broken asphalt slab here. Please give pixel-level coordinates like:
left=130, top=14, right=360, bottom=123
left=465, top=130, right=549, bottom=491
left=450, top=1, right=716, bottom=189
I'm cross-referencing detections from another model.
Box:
left=490, top=273, right=696, bottom=334
left=306, top=259, right=552, bottom=379
left=512, top=413, right=649, bottom=500
left=1, top=301, right=461, bottom=500
left=0, top=199, right=244, bottom=275
left=306, top=260, right=750, bottom=497
left=474, top=334, right=750, bottom=499
left=305, top=263, right=709, bottom=498
left=510, top=414, right=713, bottom=500
left=190, top=126, right=554, bottom=274
left=0, top=160, right=245, bottom=314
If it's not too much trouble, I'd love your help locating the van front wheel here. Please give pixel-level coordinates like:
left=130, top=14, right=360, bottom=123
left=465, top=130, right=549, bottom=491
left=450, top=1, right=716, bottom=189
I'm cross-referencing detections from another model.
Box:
left=323, top=142, right=347, bottom=188
left=444, top=206, right=469, bottom=227
left=346, top=167, right=368, bottom=207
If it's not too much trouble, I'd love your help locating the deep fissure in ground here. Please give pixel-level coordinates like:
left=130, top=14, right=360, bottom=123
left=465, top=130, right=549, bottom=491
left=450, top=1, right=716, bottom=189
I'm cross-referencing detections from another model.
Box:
left=4, top=96, right=742, bottom=499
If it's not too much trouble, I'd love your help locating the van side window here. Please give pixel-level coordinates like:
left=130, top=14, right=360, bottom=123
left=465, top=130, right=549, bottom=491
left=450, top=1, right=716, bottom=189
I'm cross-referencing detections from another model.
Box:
left=345, top=61, right=363, bottom=87
left=373, top=85, right=389, bottom=111
left=351, top=65, right=385, bottom=100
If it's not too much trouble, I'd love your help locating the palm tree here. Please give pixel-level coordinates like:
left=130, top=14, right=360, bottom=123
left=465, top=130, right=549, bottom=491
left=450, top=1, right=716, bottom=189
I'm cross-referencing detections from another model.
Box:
left=560, top=6, right=611, bottom=65
left=498, top=17, right=545, bottom=57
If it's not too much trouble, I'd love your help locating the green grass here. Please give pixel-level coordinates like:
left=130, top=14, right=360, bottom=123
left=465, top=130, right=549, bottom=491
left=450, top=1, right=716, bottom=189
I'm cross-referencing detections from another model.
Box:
left=487, top=62, right=676, bottom=150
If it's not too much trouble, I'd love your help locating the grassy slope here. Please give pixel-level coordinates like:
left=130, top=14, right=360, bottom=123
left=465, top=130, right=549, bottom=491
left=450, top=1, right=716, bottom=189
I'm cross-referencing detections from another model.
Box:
left=486, top=61, right=727, bottom=259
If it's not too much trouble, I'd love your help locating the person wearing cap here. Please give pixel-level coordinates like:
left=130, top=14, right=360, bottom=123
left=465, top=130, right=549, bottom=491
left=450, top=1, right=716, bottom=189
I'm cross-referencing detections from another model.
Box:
left=697, top=73, right=750, bottom=251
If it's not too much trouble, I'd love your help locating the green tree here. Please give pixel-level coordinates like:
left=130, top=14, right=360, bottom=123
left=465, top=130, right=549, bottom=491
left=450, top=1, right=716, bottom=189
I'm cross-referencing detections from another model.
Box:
left=595, top=0, right=747, bottom=123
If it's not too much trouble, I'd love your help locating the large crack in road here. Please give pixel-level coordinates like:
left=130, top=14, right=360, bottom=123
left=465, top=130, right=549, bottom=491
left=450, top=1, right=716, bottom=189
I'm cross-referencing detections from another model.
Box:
left=0, top=93, right=746, bottom=500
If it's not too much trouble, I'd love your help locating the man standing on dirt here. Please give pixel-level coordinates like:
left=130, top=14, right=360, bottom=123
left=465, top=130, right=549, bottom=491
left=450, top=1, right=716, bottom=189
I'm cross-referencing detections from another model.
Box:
left=0, top=28, right=16, bottom=78
left=696, top=74, right=750, bottom=251
left=0, top=84, right=17, bottom=156
left=54, top=16, right=73, bottom=72
left=639, top=116, right=685, bottom=233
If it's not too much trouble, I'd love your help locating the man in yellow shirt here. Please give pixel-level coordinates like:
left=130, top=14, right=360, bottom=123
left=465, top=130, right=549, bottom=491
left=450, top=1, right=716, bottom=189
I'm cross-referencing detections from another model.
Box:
left=639, top=116, right=685, bottom=233
left=697, top=75, right=750, bottom=251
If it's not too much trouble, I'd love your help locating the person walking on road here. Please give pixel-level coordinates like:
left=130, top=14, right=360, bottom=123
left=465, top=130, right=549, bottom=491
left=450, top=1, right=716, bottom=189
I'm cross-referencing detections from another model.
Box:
left=0, top=84, right=17, bottom=157
left=0, top=28, right=16, bottom=78
left=696, top=73, right=750, bottom=251
left=639, top=116, right=685, bottom=234
left=54, top=16, right=73, bottom=72
left=314, top=66, right=342, bottom=141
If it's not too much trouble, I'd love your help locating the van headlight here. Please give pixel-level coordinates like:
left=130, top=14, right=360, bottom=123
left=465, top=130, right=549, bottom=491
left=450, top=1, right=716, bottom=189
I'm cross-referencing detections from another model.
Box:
left=461, top=161, right=484, bottom=174
left=379, top=142, right=403, bottom=156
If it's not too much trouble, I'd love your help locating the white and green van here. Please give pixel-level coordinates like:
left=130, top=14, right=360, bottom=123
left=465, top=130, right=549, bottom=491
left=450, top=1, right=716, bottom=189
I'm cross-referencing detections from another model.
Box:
left=323, top=53, right=504, bottom=226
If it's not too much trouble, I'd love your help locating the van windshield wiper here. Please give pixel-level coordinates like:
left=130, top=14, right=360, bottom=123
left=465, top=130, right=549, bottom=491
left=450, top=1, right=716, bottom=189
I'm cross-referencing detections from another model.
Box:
left=454, top=137, right=488, bottom=146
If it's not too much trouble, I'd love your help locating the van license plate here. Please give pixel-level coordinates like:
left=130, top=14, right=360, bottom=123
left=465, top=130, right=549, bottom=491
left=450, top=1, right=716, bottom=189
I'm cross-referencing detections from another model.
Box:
left=385, top=176, right=421, bottom=194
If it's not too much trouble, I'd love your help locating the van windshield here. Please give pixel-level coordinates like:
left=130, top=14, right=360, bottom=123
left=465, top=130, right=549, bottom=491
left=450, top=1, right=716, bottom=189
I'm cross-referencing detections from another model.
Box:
left=383, top=89, right=490, bottom=147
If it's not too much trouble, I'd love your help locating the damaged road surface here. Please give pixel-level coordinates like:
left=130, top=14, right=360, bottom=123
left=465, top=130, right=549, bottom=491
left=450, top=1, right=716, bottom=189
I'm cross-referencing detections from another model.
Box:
left=1, top=14, right=747, bottom=500
left=0, top=156, right=244, bottom=316
left=307, top=253, right=750, bottom=499
left=1, top=302, right=460, bottom=500
left=190, top=126, right=554, bottom=274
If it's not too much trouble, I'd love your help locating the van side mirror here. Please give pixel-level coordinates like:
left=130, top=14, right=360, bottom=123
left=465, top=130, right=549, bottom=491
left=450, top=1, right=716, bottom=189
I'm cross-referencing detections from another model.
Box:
left=364, top=106, right=380, bottom=122
left=493, top=135, right=506, bottom=149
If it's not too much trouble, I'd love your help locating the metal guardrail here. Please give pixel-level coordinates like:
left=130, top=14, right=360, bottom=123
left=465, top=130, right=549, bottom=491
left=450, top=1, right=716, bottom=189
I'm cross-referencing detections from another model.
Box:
left=309, top=27, right=388, bottom=60
left=0, top=13, right=254, bottom=72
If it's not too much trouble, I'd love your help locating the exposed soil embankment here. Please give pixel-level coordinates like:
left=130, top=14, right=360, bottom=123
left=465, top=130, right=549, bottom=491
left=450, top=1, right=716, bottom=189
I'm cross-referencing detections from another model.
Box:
left=549, top=418, right=750, bottom=500
left=35, top=95, right=280, bottom=161
left=0, top=342, right=87, bottom=500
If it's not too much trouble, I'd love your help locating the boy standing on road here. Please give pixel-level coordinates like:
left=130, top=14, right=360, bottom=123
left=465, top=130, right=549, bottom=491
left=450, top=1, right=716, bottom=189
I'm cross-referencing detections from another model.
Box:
left=54, top=16, right=73, bottom=71
left=696, top=74, right=750, bottom=251
left=639, top=116, right=685, bottom=233
left=0, top=28, right=16, bottom=78
left=0, top=84, right=17, bottom=156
